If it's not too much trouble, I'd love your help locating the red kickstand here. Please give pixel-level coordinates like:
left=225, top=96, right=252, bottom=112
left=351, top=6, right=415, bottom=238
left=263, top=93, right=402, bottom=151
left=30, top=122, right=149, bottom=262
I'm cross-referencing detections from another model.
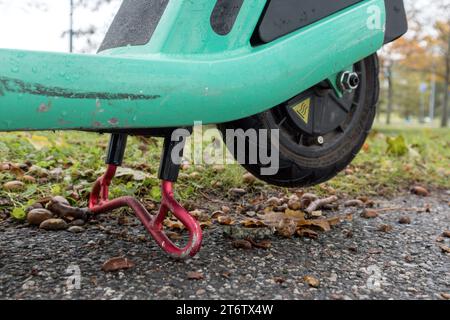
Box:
left=88, top=164, right=203, bottom=259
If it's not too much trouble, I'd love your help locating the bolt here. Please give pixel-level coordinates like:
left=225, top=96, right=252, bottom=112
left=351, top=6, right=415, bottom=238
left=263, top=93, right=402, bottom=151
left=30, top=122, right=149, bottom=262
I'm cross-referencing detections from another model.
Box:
left=317, top=136, right=324, bottom=145
left=339, top=71, right=360, bottom=92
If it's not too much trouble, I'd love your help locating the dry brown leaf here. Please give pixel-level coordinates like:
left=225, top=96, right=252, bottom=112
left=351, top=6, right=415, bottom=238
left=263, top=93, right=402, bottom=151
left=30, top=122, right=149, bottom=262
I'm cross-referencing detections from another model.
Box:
left=442, top=230, right=450, bottom=238
left=246, top=238, right=272, bottom=249
left=284, top=209, right=306, bottom=222
left=303, top=275, right=320, bottom=288
left=218, top=215, right=234, bottom=225
left=187, top=271, right=204, bottom=280
left=102, top=257, right=135, bottom=272
left=297, top=228, right=319, bottom=239
left=368, top=248, right=383, bottom=254
left=276, top=218, right=297, bottom=238
left=211, top=210, right=225, bottom=219
left=241, top=219, right=265, bottom=228
left=327, top=216, right=342, bottom=227
left=441, top=293, right=450, bottom=300
left=298, top=219, right=331, bottom=232
left=164, top=219, right=185, bottom=230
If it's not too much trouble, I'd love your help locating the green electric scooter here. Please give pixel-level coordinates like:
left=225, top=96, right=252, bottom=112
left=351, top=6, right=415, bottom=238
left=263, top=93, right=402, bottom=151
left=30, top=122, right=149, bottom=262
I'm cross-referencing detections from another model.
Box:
left=0, top=0, right=407, bottom=258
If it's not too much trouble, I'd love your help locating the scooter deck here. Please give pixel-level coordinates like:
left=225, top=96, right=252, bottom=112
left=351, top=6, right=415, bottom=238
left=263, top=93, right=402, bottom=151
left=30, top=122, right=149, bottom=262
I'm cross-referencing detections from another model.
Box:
left=0, top=0, right=385, bottom=132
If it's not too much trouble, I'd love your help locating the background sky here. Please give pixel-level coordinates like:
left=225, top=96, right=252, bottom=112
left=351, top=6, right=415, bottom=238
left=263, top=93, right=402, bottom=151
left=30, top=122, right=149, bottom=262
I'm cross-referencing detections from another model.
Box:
left=0, top=0, right=119, bottom=52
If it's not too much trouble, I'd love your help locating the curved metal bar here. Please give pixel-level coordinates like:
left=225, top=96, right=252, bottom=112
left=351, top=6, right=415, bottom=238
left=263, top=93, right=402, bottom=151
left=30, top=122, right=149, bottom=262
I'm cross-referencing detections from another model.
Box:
left=88, top=165, right=202, bottom=259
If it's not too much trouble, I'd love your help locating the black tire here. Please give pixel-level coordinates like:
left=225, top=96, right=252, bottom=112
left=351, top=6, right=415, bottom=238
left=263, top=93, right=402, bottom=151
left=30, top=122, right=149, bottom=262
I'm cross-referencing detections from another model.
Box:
left=218, top=54, right=379, bottom=188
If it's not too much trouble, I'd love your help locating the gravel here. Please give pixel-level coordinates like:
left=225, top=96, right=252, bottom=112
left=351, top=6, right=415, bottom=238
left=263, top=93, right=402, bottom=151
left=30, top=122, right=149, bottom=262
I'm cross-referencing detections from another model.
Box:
left=0, top=193, right=448, bottom=300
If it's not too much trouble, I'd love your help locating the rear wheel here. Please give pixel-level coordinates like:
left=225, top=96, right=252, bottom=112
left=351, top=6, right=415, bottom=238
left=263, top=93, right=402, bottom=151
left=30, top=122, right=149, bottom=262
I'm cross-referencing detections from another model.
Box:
left=218, top=54, right=379, bottom=187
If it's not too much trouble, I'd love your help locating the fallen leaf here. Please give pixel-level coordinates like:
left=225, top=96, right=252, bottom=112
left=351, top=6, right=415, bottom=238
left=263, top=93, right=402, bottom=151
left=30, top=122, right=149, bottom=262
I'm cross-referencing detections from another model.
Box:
left=246, top=238, right=271, bottom=249
left=303, top=275, right=320, bottom=288
left=276, top=218, right=297, bottom=238
left=164, top=219, right=185, bottom=230
left=411, top=186, right=429, bottom=197
left=241, top=219, right=265, bottom=228
left=386, top=135, right=408, bottom=156
left=221, top=206, right=231, bottom=214
left=441, top=293, right=450, bottom=300
left=218, top=215, right=234, bottom=225
left=267, top=197, right=282, bottom=207
left=211, top=210, right=225, bottom=219
left=298, top=219, right=331, bottom=232
left=442, top=231, right=450, bottom=238
left=11, top=207, right=26, bottom=221
left=229, top=188, right=247, bottom=197
left=232, top=239, right=252, bottom=250
left=187, top=271, right=204, bottom=280
left=297, top=228, right=319, bottom=239
left=102, top=257, right=135, bottom=272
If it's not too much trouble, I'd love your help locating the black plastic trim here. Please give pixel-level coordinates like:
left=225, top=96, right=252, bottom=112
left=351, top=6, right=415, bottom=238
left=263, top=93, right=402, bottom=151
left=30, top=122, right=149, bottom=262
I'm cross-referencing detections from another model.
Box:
left=383, top=0, right=408, bottom=44
left=210, top=0, right=244, bottom=36
left=98, top=0, right=169, bottom=52
left=253, top=0, right=363, bottom=44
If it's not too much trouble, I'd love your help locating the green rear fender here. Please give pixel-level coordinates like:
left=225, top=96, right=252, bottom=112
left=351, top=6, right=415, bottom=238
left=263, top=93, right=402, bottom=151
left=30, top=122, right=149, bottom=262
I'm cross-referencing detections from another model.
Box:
left=0, top=0, right=386, bottom=131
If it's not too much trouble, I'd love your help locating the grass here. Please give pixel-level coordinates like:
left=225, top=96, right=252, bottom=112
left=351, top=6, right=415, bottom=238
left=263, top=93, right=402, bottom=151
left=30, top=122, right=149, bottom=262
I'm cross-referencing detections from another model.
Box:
left=0, top=126, right=448, bottom=216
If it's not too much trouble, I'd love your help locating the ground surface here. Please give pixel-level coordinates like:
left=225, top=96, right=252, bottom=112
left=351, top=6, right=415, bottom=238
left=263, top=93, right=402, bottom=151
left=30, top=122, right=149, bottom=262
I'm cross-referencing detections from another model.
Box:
left=0, top=193, right=448, bottom=300
left=0, top=127, right=449, bottom=300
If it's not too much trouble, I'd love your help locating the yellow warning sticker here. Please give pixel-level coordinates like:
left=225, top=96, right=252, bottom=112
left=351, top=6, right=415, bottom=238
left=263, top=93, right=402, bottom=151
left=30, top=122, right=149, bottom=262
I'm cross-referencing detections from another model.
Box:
left=292, top=98, right=311, bottom=124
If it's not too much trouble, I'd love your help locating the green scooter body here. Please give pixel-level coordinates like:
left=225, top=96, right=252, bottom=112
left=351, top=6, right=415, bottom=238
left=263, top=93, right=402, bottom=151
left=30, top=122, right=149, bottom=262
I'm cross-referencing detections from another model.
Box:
left=0, top=0, right=387, bottom=132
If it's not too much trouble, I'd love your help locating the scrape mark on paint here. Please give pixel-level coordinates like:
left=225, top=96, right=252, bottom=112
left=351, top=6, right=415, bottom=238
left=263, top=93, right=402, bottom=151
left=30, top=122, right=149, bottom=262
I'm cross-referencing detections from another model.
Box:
left=0, top=77, right=161, bottom=101
left=38, top=102, right=51, bottom=112
left=108, top=118, right=119, bottom=125
left=93, top=121, right=102, bottom=127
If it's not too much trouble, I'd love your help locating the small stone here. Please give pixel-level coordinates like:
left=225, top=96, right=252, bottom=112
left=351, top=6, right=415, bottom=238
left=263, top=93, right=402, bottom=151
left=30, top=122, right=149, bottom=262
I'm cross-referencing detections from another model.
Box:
left=39, top=218, right=68, bottom=231
left=3, top=181, right=25, bottom=191
left=27, top=209, right=54, bottom=226
left=52, top=196, right=70, bottom=206
left=229, top=188, right=246, bottom=197
left=246, top=211, right=256, bottom=217
left=196, top=289, right=206, bottom=296
left=311, top=210, right=322, bottom=218
left=242, top=172, right=256, bottom=184
left=267, top=197, right=281, bottom=207
left=22, top=175, right=36, bottom=183
left=398, top=216, right=411, bottom=224
left=378, top=224, right=393, bottom=232
left=344, top=199, right=365, bottom=208
left=303, top=275, right=320, bottom=288
left=71, top=219, right=86, bottom=227
left=288, top=195, right=301, bottom=210
left=361, top=209, right=378, bottom=219
left=221, top=206, right=231, bottom=214
left=68, top=226, right=85, bottom=234
left=411, top=186, right=429, bottom=197
left=25, top=202, right=43, bottom=213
